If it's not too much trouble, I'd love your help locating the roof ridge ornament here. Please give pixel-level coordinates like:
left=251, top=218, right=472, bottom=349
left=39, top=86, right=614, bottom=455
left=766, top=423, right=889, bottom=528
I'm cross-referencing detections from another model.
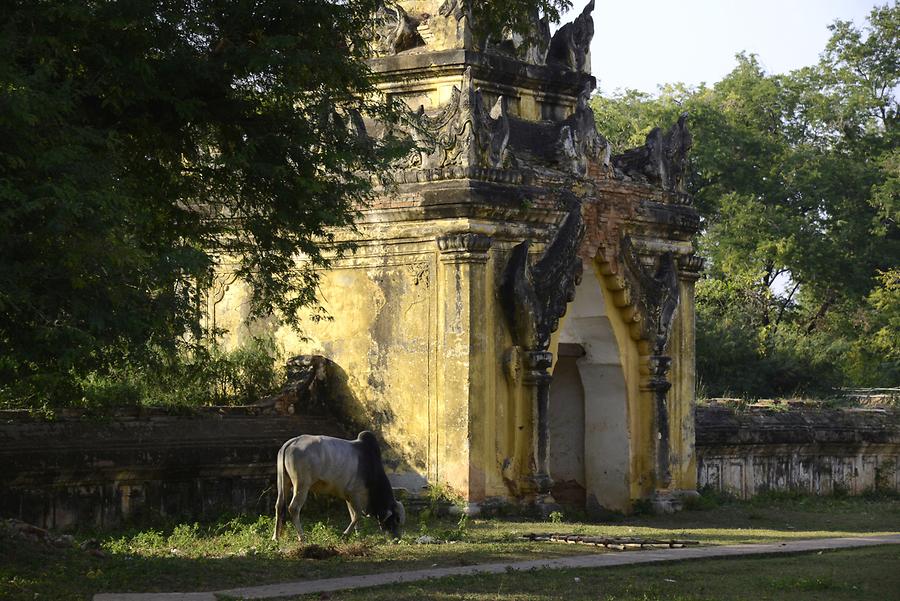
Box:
left=612, top=113, right=693, bottom=194
left=372, top=2, right=426, bottom=56
left=547, top=0, right=595, bottom=73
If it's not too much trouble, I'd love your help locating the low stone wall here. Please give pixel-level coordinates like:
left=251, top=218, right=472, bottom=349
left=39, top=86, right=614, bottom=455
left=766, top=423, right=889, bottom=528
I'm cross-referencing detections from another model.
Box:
left=696, top=406, right=900, bottom=498
left=5, top=405, right=898, bottom=529
left=0, top=409, right=346, bottom=530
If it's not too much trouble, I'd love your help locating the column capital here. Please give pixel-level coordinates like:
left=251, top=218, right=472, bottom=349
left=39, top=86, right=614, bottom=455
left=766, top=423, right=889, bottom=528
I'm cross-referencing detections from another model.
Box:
left=436, top=232, right=493, bottom=263
left=677, top=253, right=705, bottom=282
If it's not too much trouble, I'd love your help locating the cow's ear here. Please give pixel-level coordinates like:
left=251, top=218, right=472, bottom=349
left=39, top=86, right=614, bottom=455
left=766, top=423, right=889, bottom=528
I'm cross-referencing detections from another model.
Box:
left=381, top=509, right=393, bottom=524
left=394, top=501, right=406, bottom=525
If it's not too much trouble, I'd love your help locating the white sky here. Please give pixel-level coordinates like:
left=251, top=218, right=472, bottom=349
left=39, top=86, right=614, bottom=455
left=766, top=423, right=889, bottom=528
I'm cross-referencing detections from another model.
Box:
left=558, top=0, right=884, bottom=94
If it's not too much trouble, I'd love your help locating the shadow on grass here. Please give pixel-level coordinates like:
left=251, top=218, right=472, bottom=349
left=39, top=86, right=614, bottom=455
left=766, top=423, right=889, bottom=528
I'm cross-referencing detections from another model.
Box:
left=0, top=533, right=611, bottom=601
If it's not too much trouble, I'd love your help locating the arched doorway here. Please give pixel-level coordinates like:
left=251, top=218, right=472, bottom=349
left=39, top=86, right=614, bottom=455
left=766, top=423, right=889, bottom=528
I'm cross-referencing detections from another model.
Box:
left=550, top=268, right=632, bottom=512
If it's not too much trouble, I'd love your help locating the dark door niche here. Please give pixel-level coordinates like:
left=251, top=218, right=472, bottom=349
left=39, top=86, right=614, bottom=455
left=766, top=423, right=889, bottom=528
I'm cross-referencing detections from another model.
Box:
left=549, top=343, right=586, bottom=505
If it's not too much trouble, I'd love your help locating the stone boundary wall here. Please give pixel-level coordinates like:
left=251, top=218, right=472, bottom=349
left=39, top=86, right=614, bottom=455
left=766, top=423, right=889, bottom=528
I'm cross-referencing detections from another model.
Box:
left=696, top=406, right=900, bottom=498
left=4, top=406, right=898, bottom=530
left=0, top=410, right=346, bottom=530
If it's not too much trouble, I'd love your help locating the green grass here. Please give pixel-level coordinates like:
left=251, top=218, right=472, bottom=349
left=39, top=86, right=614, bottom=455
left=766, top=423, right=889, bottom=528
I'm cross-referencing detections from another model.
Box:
left=288, top=546, right=900, bottom=601
left=2, top=494, right=898, bottom=601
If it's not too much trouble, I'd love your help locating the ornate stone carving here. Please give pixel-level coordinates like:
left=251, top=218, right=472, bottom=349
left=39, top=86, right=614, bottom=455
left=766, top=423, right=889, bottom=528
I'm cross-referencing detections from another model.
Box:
left=677, top=253, right=705, bottom=281
left=520, top=14, right=552, bottom=65
left=436, top=232, right=493, bottom=254
left=621, top=237, right=680, bottom=356
left=485, top=11, right=552, bottom=65
left=547, top=0, right=595, bottom=73
left=558, top=84, right=612, bottom=176
left=620, top=237, right=682, bottom=489
left=612, top=114, right=693, bottom=194
left=497, top=207, right=583, bottom=505
left=405, top=262, right=432, bottom=288
left=393, top=68, right=510, bottom=172
left=499, top=205, right=586, bottom=352
left=372, top=3, right=425, bottom=55
left=438, top=0, right=468, bottom=20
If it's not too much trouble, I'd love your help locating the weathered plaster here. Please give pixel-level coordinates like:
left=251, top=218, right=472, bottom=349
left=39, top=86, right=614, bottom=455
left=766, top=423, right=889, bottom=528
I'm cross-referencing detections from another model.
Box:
left=697, top=407, right=900, bottom=497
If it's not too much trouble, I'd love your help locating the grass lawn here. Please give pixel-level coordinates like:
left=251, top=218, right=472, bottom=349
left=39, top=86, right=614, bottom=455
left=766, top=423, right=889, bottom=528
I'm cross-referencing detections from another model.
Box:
left=286, top=545, right=900, bottom=601
left=2, top=493, right=898, bottom=601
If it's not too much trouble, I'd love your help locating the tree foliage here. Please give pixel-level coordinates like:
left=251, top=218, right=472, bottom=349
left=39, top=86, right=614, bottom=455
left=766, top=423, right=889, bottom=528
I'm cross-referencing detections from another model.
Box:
left=593, top=2, right=899, bottom=397
left=0, top=0, right=417, bottom=408
left=470, top=0, right=572, bottom=43
left=0, top=0, right=576, bottom=410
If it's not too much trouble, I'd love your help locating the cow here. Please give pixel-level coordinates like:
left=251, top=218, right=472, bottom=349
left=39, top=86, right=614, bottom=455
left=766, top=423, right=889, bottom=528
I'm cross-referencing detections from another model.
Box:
left=272, top=431, right=405, bottom=541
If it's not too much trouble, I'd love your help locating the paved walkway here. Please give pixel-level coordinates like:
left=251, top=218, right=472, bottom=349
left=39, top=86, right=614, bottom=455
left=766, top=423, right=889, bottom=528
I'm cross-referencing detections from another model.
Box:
left=94, top=534, right=900, bottom=601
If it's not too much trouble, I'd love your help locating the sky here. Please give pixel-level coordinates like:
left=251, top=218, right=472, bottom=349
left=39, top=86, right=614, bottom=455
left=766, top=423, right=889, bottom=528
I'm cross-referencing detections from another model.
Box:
left=558, top=0, right=884, bottom=94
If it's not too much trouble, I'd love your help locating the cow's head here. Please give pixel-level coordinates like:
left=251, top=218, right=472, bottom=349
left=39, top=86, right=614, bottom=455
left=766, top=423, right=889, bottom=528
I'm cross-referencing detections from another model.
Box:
left=378, top=500, right=406, bottom=539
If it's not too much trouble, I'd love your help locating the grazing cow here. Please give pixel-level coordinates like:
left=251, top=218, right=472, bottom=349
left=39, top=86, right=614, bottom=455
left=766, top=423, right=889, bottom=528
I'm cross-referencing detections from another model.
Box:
left=272, top=431, right=405, bottom=541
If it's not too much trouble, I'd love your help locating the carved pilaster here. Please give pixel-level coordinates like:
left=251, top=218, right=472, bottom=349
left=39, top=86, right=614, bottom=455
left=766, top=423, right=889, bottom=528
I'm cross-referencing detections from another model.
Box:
left=648, top=355, right=674, bottom=488
left=671, top=252, right=703, bottom=493
left=621, top=238, right=683, bottom=491
left=434, top=230, right=493, bottom=499
left=523, top=350, right=554, bottom=495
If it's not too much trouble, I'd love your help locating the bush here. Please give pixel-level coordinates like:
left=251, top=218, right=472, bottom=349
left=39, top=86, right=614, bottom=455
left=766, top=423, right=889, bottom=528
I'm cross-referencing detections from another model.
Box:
left=0, top=337, right=284, bottom=414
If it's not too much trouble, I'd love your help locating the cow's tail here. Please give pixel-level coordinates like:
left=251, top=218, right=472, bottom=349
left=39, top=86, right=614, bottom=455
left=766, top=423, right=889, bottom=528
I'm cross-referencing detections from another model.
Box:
left=273, top=441, right=289, bottom=539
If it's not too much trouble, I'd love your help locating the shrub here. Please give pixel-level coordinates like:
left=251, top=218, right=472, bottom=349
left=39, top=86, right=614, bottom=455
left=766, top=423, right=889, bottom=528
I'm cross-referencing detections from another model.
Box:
left=0, top=336, right=284, bottom=414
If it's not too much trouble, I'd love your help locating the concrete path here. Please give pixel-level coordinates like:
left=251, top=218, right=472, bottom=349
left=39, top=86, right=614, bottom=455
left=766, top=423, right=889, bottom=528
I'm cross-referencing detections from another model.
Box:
left=94, top=533, right=900, bottom=601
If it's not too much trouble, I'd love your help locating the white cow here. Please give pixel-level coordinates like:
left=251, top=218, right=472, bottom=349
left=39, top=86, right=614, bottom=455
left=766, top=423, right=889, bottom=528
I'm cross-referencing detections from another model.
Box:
left=272, top=431, right=405, bottom=541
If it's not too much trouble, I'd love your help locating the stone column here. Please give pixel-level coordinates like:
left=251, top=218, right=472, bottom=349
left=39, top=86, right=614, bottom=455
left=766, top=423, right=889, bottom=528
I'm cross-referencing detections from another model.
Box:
left=671, top=254, right=704, bottom=492
left=435, top=232, right=492, bottom=505
left=524, top=350, right=555, bottom=498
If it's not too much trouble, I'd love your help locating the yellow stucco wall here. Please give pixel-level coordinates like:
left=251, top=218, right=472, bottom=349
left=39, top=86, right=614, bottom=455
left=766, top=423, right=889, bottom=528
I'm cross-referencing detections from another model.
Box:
left=213, top=222, right=698, bottom=510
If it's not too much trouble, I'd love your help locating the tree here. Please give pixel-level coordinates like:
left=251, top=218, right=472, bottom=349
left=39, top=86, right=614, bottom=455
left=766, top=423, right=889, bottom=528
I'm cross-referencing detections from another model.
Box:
left=0, top=0, right=576, bottom=409
left=593, top=3, right=899, bottom=397
left=470, top=0, right=571, bottom=43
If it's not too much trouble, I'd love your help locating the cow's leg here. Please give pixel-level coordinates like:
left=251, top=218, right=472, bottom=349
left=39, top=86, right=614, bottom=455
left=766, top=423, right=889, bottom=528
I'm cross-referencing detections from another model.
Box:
left=288, top=480, right=311, bottom=543
left=342, top=499, right=360, bottom=537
